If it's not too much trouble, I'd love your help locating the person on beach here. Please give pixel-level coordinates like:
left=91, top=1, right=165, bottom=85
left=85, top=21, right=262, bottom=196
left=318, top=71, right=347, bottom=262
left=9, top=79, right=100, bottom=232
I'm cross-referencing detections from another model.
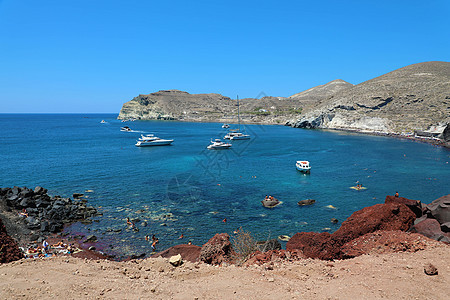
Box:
left=42, top=240, right=49, bottom=252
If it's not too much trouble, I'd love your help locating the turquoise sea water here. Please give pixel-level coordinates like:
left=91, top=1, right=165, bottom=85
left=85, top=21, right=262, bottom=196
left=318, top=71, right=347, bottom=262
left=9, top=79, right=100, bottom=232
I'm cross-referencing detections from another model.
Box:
left=1, top=114, right=449, bottom=257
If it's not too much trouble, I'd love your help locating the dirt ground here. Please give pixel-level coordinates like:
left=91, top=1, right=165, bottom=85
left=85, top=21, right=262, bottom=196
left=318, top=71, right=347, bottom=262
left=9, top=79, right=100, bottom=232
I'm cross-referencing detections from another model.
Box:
left=1, top=243, right=449, bottom=300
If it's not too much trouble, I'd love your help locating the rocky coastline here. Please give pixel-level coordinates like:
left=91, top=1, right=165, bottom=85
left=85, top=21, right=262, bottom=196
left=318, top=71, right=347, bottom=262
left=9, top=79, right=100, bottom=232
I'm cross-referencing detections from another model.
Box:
left=0, top=186, right=111, bottom=263
left=1, top=185, right=449, bottom=266
left=1, top=187, right=449, bottom=298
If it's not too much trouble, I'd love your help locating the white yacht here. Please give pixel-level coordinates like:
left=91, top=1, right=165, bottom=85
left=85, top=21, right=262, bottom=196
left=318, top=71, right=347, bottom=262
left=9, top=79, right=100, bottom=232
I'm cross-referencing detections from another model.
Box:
left=135, top=135, right=173, bottom=147
left=296, top=161, right=311, bottom=173
left=207, top=139, right=232, bottom=150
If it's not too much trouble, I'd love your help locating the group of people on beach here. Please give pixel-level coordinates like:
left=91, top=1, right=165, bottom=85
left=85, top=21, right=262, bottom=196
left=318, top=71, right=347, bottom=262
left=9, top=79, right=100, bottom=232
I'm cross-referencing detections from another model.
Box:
left=23, top=240, right=75, bottom=259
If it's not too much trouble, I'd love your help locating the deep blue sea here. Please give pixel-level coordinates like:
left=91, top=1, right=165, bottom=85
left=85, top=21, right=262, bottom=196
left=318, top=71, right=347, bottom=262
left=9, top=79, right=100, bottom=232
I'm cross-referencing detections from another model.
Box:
left=1, top=114, right=449, bottom=257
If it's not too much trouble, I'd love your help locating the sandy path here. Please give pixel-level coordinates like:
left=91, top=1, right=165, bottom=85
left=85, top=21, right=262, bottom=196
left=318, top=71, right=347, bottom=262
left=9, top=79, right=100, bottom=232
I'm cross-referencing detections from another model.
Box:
left=1, top=243, right=449, bottom=300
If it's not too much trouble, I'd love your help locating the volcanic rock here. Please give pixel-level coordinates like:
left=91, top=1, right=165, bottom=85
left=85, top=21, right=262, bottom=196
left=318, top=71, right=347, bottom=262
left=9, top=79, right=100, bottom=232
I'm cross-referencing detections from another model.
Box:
left=0, top=218, right=23, bottom=264
left=34, top=186, right=47, bottom=195
left=152, top=244, right=201, bottom=263
left=199, top=233, right=235, bottom=265
left=426, top=194, right=450, bottom=224
left=409, top=218, right=450, bottom=242
left=340, top=230, right=434, bottom=258
left=287, top=203, right=416, bottom=260
left=385, top=195, right=423, bottom=217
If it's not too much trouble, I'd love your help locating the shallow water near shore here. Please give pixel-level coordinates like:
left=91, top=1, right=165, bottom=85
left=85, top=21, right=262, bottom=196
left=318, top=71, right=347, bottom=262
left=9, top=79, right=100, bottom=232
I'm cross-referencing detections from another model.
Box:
left=1, top=113, right=449, bottom=257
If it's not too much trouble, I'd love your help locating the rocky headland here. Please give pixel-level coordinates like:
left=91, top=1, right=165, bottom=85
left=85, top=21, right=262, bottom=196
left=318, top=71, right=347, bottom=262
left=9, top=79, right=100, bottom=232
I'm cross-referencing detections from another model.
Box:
left=118, top=78, right=354, bottom=125
left=118, top=61, right=450, bottom=145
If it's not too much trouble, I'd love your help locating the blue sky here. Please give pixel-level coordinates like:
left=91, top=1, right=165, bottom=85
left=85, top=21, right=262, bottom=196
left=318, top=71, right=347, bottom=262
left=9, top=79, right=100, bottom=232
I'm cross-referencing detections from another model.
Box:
left=0, top=0, right=449, bottom=113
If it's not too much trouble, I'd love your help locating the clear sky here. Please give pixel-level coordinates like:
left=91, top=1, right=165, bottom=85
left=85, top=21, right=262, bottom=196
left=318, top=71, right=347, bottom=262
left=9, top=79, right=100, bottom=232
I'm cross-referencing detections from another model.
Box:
left=0, top=0, right=449, bottom=113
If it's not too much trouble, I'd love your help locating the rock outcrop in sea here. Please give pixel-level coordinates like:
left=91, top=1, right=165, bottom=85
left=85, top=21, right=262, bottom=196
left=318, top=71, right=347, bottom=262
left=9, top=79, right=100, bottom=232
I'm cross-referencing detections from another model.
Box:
left=287, top=61, right=450, bottom=136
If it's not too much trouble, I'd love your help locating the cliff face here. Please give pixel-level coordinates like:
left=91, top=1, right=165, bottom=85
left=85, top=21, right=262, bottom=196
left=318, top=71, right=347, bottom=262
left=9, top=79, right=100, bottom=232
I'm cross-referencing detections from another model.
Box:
left=288, top=62, right=450, bottom=134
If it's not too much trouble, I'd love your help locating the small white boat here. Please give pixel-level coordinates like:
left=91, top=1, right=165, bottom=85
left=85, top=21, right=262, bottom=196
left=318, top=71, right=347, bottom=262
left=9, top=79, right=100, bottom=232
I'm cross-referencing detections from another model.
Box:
left=135, top=136, right=173, bottom=147
left=120, top=126, right=132, bottom=132
left=296, top=161, right=311, bottom=173
left=222, top=124, right=230, bottom=129
left=207, top=139, right=232, bottom=150
left=100, top=120, right=107, bottom=124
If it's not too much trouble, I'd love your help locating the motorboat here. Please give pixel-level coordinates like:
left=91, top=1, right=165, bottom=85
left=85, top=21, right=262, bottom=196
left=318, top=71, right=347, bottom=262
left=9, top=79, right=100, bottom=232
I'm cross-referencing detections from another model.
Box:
left=120, top=126, right=132, bottom=132
left=207, top=139, right=232, bottom=150
left=135, top=136, right=173, bottom=147
left=222, top=124, right=230, bottom=129
left=100, top=120, right=106, bottom=124
left=296, top=161, right=311, bottom=173
left=261, top=196, right=281, bottom=208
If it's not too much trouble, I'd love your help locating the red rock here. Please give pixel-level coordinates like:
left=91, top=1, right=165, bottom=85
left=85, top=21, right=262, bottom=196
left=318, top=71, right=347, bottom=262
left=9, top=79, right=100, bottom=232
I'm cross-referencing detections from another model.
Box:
left=340, top=230, right=434, bottom=258
left=0, top=218, right=23, bottom=264
left=286, top=231, right=332, bottom=258
left=199, top=233, right=235, bottom=265
left=243, top=249, right=304, bottom=266
left=151, top=244, right=201, bottom=263
left=410, top=218, right=449, bottom=239
left=385, top=195, right=423, bottom=217
left=287, top=203, right=416, bottom=260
